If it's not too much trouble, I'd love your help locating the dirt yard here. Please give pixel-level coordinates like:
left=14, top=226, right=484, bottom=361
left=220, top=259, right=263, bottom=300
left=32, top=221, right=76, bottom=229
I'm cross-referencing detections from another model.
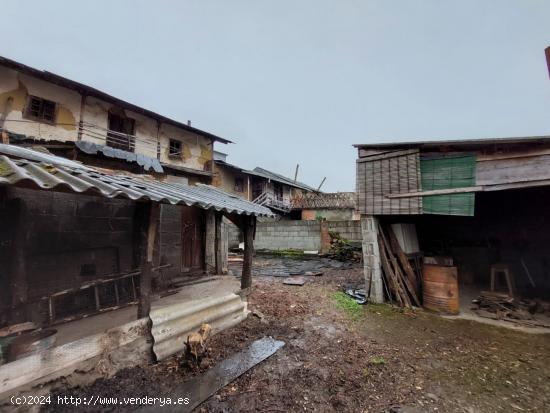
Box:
left=44, top=264, right=550, bottom=413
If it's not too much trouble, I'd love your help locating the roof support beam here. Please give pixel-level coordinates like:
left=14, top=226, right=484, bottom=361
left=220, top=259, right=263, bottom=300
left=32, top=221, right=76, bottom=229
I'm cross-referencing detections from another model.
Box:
left=385, top=186, right=482, bottom=198
left=134, top=201, right=160, bottom=319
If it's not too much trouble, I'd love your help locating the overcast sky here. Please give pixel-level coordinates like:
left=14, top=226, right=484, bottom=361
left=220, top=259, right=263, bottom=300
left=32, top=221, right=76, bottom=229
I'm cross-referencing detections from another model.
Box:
left=3, top=1, right=550, bottom=191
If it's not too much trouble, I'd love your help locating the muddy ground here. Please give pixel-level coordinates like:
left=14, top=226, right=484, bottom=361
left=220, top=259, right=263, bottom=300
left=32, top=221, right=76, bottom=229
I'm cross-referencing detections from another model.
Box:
left=44, top=265, right=550, bottom=413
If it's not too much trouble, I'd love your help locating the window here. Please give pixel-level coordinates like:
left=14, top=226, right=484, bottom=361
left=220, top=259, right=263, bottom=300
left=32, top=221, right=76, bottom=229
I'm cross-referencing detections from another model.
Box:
left=24, top=96, right=57, bottom=123
left=234, top=177, right=244, bottom=192
left=169, top=139, right=182, bottom=158
left=107, top=112, right=135, bottom=152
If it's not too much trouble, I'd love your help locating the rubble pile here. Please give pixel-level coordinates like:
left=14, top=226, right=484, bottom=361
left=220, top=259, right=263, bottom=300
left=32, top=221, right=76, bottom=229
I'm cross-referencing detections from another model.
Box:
left=325, top=231, right=362, bottom=262
left=471, top=291, right=550, bottom=328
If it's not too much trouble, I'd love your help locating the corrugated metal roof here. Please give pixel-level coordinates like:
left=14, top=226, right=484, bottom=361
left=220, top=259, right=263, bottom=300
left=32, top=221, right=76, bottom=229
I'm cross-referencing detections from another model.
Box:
left=248, top=167, right=317, bottom=192
left=0, top=144, right=274, bottom=217
left=75, top=141, right=164, bottom=173
left=354, top=135, right=550, bottom=150
left=214, top=161, right=317, bottom=192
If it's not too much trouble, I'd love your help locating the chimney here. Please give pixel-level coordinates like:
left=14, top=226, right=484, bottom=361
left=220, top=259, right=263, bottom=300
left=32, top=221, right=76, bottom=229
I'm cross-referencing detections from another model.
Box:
left=187, top=120, right=192, bottom=126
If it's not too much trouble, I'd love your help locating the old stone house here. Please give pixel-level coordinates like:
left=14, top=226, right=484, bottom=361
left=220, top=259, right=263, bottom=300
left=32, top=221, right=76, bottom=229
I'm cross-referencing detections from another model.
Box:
left=0, top=56, right=273, bottom=399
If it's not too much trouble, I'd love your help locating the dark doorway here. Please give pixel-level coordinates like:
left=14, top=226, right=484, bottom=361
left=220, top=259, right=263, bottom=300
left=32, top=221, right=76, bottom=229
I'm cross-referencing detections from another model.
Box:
left=181, top=206, right=205, bottom=273
left=273, top=182, right=283, bottom=201
left=107, top=111, right=136, bottom=152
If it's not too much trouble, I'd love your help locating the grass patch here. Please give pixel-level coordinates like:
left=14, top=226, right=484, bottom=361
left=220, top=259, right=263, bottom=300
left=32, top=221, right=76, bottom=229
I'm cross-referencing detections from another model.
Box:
left=366, top=302, right=396, bottom=316
left=330, top=291, right=365, bottom=320
left=368, top=355, right=386, bottom=366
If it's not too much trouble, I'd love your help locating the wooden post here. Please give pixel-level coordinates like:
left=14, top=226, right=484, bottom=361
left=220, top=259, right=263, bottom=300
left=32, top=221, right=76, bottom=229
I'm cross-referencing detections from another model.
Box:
left=215, top=212, right=222, bottom=274
left=241, top=215, right=255, bottom=290
left=8, top=197, right=29, bottom=323
left=134, top=201, right=160, bottom=319
left=204, top=210, right=216, bottom=273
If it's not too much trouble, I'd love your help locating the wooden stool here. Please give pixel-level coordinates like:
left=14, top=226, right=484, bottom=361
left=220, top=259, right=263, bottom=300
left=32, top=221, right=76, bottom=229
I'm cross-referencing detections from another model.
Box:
left=490, top=263, right=515, bottom=297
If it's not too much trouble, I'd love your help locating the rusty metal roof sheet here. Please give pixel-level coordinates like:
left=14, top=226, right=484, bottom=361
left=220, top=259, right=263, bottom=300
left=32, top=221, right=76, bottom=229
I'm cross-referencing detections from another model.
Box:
left=0, top=144, right=274, bottom=217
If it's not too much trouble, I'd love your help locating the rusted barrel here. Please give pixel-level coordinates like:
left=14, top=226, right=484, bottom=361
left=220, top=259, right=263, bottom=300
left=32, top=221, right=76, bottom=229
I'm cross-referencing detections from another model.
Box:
left=422, top=264, right=459, bottom=315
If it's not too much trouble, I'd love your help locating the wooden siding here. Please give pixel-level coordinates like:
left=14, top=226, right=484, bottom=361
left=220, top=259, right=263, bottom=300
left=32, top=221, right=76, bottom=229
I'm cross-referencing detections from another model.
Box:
left=356, top=149, right=422, bottom=215
left=477, top=151, right=550, bottom=188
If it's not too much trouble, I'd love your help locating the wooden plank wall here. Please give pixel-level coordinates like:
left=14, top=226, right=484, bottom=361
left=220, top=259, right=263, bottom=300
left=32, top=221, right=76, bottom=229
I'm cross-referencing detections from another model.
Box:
left=356, top=149, right=422, bottom=215
left=477, top=149, right=550, bottom=188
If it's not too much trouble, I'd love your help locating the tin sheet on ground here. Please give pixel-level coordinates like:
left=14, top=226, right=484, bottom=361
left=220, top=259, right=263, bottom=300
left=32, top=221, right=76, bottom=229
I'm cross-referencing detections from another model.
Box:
left=138, top=336, right=285, bottom=413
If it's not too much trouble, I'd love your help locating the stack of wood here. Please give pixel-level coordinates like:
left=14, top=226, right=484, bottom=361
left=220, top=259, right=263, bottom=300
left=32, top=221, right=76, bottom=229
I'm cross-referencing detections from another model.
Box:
left=471, top=291, right=550, bottom=328
left=326, top=231, right=362, bottom=262
left=377, top=224, right=421, bottom=308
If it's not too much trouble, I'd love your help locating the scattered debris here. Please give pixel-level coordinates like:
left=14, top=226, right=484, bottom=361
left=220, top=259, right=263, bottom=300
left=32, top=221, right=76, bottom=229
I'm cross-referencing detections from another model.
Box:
left=344, top=288, right=367, bottom=304
left=228, top=255, right=359, bottom=279
left=283, top=276, right=306, bottom=286
left=251, top=309, right=268, bottom=324
left=138, top=337, right=285, bottom=413
left=304, top=271, right=323, bottom=276
left=471, top=291, right=550, bottom=328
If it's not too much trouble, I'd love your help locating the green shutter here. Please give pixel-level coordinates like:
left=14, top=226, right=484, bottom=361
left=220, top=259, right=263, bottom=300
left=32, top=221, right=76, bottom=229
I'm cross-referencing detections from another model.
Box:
left=420, top=155, right=476, bottom=216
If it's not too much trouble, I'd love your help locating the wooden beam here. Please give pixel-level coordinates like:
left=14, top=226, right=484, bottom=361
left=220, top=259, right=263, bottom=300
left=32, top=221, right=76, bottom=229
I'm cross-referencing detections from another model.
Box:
left=388, top=226, right=420, bottom=304
left=240, top=215, right=255, bottom=291
left=214, top=212, right=223, bottom=274
left=134, top=201, right=160, bottom=319
left=386, top=186, right=482, bottom=198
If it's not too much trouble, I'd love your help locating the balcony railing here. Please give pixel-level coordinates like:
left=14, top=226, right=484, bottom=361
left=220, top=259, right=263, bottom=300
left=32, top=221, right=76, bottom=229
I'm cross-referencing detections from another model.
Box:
left=252, top=192, right=292, bottom=213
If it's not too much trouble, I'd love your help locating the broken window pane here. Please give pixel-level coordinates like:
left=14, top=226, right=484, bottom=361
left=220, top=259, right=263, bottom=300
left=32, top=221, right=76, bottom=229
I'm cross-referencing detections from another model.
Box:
left=24, top=95, right=57, bottom=123
left=169, top=139, right=182, bottom=158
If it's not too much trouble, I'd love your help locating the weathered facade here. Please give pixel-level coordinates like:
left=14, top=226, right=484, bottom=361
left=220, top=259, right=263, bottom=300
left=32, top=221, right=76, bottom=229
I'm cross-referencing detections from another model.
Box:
left=0, top=56, right=273, bottom=400
left=0, top=56, right=238, bottom=281
left=0, top=56, right=230, bottom=181
left=0, top=145, right=272, bottom=399
left=355, top=136, right=550, bottom=308
left=212, top=153, right=316, bottom=214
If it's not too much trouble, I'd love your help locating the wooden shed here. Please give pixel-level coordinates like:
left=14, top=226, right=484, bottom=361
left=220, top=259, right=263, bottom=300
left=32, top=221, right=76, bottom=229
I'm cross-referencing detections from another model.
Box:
left=355, top=136, right=550, bottom=327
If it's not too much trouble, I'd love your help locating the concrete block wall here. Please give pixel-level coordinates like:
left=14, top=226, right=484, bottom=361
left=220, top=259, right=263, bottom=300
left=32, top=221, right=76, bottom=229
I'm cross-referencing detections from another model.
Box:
left=254, top=221, right=322, bottom=251
left=227, top=221, right=241, bottom=248
left=327, top=220, right=362, bottom=242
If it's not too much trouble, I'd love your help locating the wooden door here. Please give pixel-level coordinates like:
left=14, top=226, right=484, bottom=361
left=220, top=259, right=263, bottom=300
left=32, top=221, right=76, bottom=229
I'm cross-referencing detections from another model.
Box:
left=181, top=207, right=205, bottom=273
